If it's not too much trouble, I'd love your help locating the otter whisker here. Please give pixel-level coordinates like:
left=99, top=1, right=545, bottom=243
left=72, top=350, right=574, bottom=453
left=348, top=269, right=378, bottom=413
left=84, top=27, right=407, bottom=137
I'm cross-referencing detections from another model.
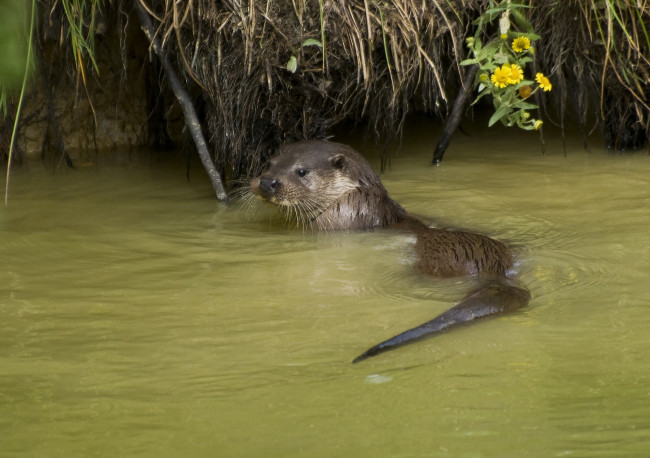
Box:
left=293, top=203, right=308, bottom=230
left=278, top=205, right=293, bottom=227
left=291, top=204, right=305, bottom=230
left=285, top=198, right=317, bottom=230
left=296, top=200, right=320, bottom=230
left=230, top=183, right=269, bottom=220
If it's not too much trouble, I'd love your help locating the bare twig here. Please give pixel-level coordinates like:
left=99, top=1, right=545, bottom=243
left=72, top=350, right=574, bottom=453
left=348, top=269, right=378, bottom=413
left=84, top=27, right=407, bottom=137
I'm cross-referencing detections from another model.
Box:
left=135, top=1, right=228, bottom=201
left=433, top=65, right=478, bottom=164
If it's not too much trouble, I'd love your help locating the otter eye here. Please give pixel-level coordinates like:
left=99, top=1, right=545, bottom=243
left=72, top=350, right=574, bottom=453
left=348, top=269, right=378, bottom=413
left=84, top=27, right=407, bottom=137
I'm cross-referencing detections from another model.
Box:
left=295, top=168, right=309, bottom=178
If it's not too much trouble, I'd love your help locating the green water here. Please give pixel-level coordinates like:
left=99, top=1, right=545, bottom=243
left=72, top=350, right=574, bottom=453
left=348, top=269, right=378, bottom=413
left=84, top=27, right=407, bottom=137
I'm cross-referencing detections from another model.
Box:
left=2, top=127, right=650, bottom=457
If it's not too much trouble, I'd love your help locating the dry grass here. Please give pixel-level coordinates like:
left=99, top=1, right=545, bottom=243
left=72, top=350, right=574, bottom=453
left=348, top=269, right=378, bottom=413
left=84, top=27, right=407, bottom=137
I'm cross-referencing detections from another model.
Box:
left=7, top=1, right=650, bottom=186
left=531, top=0, right=649, bottom=150
left=139, top=0, right=482, bottom=181
left=139, top=0, right=649, bottom=179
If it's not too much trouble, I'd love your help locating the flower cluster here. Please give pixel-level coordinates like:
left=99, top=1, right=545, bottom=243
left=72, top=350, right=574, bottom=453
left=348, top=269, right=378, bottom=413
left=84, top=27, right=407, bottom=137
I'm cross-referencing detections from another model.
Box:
left=461, top=3, right=553, bottom=132
left=487, top=35, right=551, bottom=94
left=491, top=63, right=524, bottom=88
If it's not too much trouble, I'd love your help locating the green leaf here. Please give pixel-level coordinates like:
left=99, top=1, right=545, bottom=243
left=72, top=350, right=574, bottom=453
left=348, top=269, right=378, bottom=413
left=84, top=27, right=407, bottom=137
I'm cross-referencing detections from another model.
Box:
left=475, top=42, right=499, bottom=61
left=460, top=58, right=478, bottom=66
left=286, top=56, right=297, bottom=73
left=510, top=32, right=541, bottom=41
left=470, top=88, right=492, bottom=106
left=301, top=38, right=322, bottom=48
left=512, top=79, right=534, bottom=89
left=510, top=7, right=534, bottom=34
left=488, top=103, right=512, bottom=127
left=477, top=5, right=509, bottom=24
left=480, top=62, right=498, bottom=72
left=492, top=52, right=510, bottom=65
left=513, top=100, right=539, bottom=110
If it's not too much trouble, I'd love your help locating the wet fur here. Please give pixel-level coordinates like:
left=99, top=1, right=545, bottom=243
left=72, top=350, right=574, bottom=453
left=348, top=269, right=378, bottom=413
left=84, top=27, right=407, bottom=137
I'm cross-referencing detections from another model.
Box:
left=249, top=140, right=530, bottom=362
left=250, top=141, right=407, bottom=231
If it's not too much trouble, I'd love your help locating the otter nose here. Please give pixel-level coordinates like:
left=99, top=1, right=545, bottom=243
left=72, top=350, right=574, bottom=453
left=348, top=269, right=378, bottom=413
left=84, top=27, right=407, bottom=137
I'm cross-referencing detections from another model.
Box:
left=259, top=177, right=280, bottom=194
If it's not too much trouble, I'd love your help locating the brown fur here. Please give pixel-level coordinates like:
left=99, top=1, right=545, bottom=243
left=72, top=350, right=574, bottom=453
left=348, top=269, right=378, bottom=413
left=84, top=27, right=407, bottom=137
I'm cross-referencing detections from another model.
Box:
left=250, top=140, right=529, bottom=361
left=251, top=140, right=513, bottom=278
left=408, top=220, right=512, bottom=277
left=251, top=140, right=408, bottom=231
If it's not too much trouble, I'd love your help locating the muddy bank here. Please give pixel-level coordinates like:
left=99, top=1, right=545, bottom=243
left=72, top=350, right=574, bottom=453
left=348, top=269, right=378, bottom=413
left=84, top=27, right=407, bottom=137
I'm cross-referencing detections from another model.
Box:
left=3, top=1, right=649, bottom=184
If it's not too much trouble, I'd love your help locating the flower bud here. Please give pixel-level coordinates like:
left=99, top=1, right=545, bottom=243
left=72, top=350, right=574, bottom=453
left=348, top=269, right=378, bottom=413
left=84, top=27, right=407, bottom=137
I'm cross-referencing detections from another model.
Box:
left=518, top=85, right=533, bottom=99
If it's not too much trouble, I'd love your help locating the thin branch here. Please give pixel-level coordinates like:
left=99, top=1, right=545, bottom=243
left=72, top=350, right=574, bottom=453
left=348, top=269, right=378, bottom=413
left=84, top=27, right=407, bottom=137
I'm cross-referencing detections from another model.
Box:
left=135, top=1, right=228, bottom=201
left=432, top=65, right=478, bottom=164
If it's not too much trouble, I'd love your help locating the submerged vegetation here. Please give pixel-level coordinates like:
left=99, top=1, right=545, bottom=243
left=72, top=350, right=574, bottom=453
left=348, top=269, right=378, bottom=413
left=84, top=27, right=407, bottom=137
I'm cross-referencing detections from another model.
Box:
left=1, top=0, right=649, bottom=197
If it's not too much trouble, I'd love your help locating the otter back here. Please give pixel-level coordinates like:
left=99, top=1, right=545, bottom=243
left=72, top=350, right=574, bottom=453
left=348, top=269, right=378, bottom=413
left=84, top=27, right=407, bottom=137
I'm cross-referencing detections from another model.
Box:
left=405, top=219, right=513, bottom=277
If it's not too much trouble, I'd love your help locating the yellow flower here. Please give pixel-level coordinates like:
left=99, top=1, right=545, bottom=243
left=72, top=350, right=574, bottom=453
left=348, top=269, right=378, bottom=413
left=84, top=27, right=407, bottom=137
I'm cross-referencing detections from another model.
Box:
left=535, top=72, right=552, bottom=91
left=507, top=64, right=524, bottom=85
left=534, top=120, right=543, bottom=130
left=491, top=66, right=510, bottom=88
left=500, top=34, right=508, bottom=40
left=512, top=36, right=531, bottom=53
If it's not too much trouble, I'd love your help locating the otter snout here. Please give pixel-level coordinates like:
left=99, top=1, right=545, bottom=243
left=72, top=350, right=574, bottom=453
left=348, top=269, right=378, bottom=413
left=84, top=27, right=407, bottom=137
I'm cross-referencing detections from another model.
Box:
left=251, top=175, right=283, bottom=202
left=259, top=177, right=280, bottom=194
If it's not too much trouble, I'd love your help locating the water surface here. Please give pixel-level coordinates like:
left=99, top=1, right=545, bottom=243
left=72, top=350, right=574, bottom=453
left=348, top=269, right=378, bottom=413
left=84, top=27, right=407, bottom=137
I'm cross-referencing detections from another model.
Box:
left=2, top=127, right=650, bottom=457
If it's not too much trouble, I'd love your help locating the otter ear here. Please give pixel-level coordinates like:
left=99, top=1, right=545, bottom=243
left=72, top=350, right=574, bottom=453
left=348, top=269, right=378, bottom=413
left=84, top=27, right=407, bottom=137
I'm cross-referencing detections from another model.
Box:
left=330, top=154, right=346, bottom=170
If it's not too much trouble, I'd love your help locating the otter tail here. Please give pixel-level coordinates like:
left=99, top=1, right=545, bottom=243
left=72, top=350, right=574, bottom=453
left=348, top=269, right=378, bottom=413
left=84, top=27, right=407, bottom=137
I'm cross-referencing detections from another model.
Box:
left=352, top=280, right=530, bottom=363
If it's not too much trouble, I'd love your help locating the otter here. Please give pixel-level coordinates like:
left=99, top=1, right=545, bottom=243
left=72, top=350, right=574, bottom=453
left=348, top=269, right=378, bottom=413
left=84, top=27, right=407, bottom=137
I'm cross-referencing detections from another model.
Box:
left=250, top=140, right=530, bottom=362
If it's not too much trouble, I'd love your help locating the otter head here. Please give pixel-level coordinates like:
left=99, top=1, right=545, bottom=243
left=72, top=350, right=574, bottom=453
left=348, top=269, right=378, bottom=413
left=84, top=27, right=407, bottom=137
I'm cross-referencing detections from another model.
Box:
left=251, top=140, right=406, bottom=230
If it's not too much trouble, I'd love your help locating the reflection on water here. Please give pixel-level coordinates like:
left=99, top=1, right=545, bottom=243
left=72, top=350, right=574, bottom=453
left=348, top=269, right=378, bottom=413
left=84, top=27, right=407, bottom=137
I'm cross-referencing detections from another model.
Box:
left=2, top=129, right=650, bottom=456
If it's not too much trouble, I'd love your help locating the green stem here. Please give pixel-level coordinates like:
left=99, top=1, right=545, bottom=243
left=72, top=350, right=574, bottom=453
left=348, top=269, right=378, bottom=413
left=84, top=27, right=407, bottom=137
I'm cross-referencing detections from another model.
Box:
left=319, top=0, right=326, bottom=72
left=5, top=0, right=36, bottom=206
